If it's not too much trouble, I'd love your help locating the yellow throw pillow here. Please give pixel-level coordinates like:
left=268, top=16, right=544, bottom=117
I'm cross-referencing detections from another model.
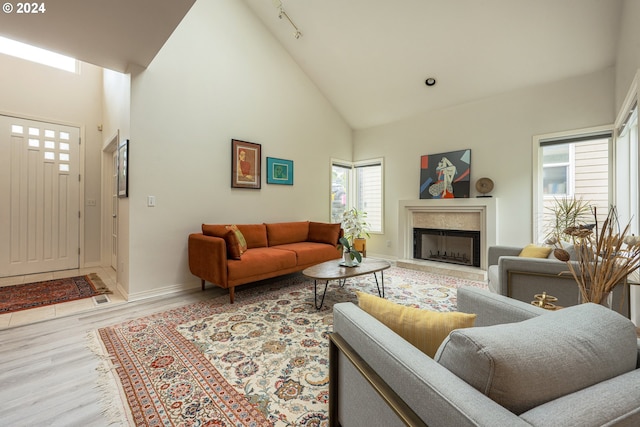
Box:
left=356, top=292, right=476, bottom=358
left=519, top=244, right=552, bottom=258
left=225, top=225, right=248, bottom=254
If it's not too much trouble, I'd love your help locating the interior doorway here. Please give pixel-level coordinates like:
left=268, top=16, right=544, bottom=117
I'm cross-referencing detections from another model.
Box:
left=102, top=132, right=119, bottom=272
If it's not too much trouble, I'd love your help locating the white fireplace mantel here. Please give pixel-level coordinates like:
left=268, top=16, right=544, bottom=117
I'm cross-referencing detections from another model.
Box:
left=398, top=198, right=498, bottom=270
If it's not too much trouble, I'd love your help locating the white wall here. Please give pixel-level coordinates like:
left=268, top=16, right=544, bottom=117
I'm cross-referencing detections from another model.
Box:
left=101, top=68, right=131, bottom=293
left=615, top=0, right=640, bottom=111
left=0, top=54, right=104, bottom=266
left=354, top=68, right=615, bottom=258
left=125, top=0, right=352, bottom=299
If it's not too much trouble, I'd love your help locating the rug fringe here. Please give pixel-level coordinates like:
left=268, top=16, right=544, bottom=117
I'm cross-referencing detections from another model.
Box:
left=86, top=330, right=133, bottom=426
left=88, top=273, right=113, bottom=295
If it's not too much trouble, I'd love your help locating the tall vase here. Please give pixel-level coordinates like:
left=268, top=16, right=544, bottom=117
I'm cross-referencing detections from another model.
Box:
left=343, top=251, right=354, bottom=267
left=579, top=290, right=612, bottom=309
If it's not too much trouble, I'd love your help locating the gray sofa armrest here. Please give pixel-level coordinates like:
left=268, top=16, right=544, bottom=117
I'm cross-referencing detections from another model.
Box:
left=457, top=286, right=545, bottom=327
left=488, top=245, right=522, bottom=267
left=497, top=255, right=571, bottom=297
left=520, top=369, right=640, bottom=426
left=332, top=302, right=529, bottom=427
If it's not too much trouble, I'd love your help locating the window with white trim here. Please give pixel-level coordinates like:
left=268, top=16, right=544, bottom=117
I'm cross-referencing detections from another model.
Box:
left=533, top=129, right=612, bottom=244
left=330, top=158, right=384, bottom=233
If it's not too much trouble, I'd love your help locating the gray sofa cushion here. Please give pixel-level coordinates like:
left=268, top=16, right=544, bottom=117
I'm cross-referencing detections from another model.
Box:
left=434, top=303, right=638, bottom=415
left=519, top=369, right=640, bottom=427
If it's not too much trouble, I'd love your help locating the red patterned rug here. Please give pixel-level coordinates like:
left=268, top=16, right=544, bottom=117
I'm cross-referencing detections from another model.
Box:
left=0, top=273, right=111, bottom=314
left=93, top=267, right=487, bottom=426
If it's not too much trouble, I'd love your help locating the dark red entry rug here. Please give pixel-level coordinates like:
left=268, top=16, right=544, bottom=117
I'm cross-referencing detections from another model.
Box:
left=0, top=273, right=111, bottom=314
left=92, top=267, right=487, bottom=426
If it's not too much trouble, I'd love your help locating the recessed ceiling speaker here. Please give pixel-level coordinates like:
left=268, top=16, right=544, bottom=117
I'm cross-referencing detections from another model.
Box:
left=475, top=177, right=494, bottom=197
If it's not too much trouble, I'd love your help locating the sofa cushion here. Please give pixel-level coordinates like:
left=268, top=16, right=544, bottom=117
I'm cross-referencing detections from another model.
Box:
left=308, top=222, right=341, bottom=245
left=356, top=292, right=476, bottom=358
left=518, top=244, right=552, bottom=258
left=235, top=224, right=268, bottom=248
left=266, top=221, right=309, bottom=246
left=227, top=247, right=297, bottom=281
left=271, top=242, right=340, bottom=266
left=435, top=303, right=638, bottom=415
left=202, top=223, right=227, bottom=237
left=202, top=223, right=268, bottom=249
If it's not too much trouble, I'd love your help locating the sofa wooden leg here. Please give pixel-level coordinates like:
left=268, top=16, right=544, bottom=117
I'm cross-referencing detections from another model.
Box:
left=201, top=279, right=205, bottom=291
left=229, top=287, right=235, bottom=304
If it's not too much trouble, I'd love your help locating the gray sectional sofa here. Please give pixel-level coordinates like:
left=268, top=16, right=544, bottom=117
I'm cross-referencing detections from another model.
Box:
left=330, top=286, right=640, bottom=426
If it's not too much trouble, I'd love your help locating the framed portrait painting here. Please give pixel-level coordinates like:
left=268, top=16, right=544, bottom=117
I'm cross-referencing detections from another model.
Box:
left=117, top=139, right=129, bottom=198
left=231, top=139, right=261, bottom=189
left=266, top=157, right=293, bottom=185
left=419, top=149, right=471, bottom=199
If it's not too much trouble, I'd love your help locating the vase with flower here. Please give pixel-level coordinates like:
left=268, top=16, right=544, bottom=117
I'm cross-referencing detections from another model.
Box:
left=552, top=205, right=640, bottom=309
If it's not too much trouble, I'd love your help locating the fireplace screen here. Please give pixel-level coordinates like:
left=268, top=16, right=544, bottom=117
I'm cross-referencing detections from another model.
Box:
left=413, top=228, right=480, bottom=267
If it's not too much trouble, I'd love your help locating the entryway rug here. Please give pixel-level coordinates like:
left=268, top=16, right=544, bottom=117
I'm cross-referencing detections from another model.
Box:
left=93, top=267, right=487, bottom=426
left=0, top=273, right=111, bottom=314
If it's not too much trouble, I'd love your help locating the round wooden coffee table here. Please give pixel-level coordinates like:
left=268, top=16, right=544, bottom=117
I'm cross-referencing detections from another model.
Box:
left=302, top=258, right=391, bottom=309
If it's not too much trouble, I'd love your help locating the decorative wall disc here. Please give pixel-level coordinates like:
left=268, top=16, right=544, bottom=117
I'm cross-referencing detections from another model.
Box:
left=475, top=177, right=494, bottom=195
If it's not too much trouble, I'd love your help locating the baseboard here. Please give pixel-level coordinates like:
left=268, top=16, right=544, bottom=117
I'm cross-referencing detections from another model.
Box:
left=122, top=280, right=201, bottom=302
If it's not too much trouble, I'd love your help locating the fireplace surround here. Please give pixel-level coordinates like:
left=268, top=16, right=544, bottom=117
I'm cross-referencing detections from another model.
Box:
left=398, top=198, right=498, bottom=272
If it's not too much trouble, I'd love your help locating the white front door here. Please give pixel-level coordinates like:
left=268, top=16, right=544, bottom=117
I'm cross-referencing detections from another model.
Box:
left=0, top=115, right=80, bottom=277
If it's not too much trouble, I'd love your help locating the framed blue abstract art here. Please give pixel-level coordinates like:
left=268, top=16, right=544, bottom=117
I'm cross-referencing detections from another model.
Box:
left=420, top=149, right=471, bottom=199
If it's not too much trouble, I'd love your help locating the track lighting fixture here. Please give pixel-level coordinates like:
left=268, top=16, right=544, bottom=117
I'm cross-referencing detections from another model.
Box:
left=272, top=0, right=302, bottom=39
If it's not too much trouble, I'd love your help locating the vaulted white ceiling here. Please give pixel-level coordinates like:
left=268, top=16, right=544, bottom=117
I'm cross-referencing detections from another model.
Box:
left=244, top=0, right=623, bottom=129
left=0, top=0, right=623, bottom=130
left=0, top=0, right=196, bottom=72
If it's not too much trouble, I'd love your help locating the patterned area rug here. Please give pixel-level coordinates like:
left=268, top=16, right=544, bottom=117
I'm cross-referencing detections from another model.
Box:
left=95, top=267, right=487, bottom=426
left=0, top=273, right=110, bottom=314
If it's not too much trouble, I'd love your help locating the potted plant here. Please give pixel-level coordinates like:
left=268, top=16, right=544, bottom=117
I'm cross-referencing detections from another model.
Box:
left=544, top=196, right=592, bottom=246
left=553, top=205, right=640, bottom=307
left=341, top=208, right=371, bottom=257
left=339, top=236, right=362, bottom=267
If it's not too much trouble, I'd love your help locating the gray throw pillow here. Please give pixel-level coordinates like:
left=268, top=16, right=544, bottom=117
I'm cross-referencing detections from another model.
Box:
left=434, top=303, right=637, bottom=415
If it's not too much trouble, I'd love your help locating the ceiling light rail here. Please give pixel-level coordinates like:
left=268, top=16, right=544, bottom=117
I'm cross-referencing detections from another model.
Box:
left=272, top=0, right=302, bottom=39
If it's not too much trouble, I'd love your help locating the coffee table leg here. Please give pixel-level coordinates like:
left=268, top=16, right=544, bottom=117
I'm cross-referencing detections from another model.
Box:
left=314, top=280, right=329, bottom=309
left=373, top=271, right=385, bottom=298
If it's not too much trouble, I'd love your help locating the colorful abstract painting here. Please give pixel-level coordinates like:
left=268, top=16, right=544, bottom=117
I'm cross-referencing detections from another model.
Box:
left=420, top=149, right=471, bottom=199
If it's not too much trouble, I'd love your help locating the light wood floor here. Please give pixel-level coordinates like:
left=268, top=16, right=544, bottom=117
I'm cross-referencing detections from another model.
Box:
left=0, top=280, right=227, bottom=426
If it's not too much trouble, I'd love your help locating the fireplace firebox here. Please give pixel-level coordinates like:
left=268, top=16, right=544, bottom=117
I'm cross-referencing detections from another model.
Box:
left=413, top=228, right=480, bottom=267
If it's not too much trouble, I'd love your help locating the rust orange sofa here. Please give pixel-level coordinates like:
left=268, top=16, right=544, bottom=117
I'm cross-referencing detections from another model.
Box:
left=188, top=221, right=342, bottom=303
